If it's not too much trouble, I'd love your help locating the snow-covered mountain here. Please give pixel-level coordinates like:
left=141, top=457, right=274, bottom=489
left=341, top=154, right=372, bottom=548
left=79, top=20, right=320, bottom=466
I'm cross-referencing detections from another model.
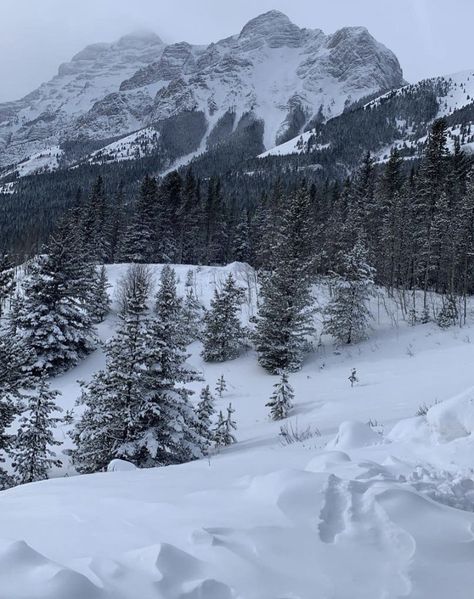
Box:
left=0, top=10, right=404, bottom=175
left=260, top=69, right=474, bottom=165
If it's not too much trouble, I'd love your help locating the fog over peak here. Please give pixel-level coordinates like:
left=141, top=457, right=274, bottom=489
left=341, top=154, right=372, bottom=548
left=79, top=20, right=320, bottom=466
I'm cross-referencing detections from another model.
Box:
left=1, top=0, right=473, bottom=102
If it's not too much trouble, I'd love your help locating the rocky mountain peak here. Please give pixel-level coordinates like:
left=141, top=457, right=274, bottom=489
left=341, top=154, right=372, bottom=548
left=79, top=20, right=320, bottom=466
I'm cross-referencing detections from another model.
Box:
left=238, top=10, right=304, bottom=48
left=115, top=30, right=164, bottom=48
left=0, top=11, right=406, bottom=174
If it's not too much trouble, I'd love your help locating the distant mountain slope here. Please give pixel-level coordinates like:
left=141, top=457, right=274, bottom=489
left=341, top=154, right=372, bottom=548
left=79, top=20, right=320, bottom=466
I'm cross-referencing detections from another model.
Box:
left=259, top=69, right=474, bottom=169
left=0, top=10, right=404, bottom=177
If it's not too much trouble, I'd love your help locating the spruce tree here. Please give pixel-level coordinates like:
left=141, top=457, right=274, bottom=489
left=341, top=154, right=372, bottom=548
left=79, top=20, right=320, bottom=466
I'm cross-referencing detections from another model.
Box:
left=436, top=296, right=458, bottom=328
left=131, top=264, right=204, bottom=466
left=0, top=391, right=16, bottom=489
left=80, top=176, right=111, bottom=263
left=181, top=270, right=203, bottom=344
left=73, top=264, right=205, bottom=471
left=90, top=265, right=111, bottom=323
left=119, top=175, right=158, bottom=263
left=196, top=385, right=215, bottom=448
left=215, top=375, right=227, bottom=398
left=72, top=265, right=153, bottom=472
left=11, top=378, right=63, bottom=484
left=214, top=403, right=237, bottom=448
left=323, top=239, right=375, bottom=345
left=252, top=189, right=315, bottom=374
left=0, top=254, right=14, bottom=318
left=15, top=227, right=96, bottom=376
left=266, top=372, right=294, bottom=421
left=201, top=274, right=245, bottom=362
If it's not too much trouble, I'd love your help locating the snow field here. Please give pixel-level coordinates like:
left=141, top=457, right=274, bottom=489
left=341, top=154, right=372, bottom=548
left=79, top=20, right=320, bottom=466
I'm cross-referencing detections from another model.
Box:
left=1, top=262, right=474, bottom=597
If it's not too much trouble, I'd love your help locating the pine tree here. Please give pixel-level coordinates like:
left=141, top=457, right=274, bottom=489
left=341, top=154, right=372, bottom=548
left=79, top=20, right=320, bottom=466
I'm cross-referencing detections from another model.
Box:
left=232, top=213, right=251, bottom=263
left=181, top=270, right=203, bottom=344
left=0, top=332, right=33, bottom=395
left=15, top=227, right=96, bottom=376
left=90, top=265, right=111, bottom=323
left=413, top=118, right=449, bottom=306
left=72, top=264, right=153, bottom=472
left=201, top=274, right=245, bottom=362
left=0, top=391, right=16, bottom=489
left=436, top=296, right=458, bottom=328
left=214, top=403, right=237, bottom=448
left=154, top=266, right=183, bottom=340
left=205, top=177, right=227, bottom=265
left=323, top=239, right=376, bottom=345
left=80, top=176, right=111, bottom=263
left=131, top=265, right=204, bottom=466
left=73, top=264, right=205, bottom=471
left=252, top=190, right=315, bottom=374
left=196, top=385, right=215, bottom=448
left=119, top=175, right=158, bottom=263
left=156, top=172, right=181, bottom=262
left=215, top=375, right=227, bottom=398
left=0, top=254, right=14, bottom=318
left=377, top=149, right=405, bottom=290
left=266, top=372, right=294, bottom=421
left=11, top=378, right=63, bottom=484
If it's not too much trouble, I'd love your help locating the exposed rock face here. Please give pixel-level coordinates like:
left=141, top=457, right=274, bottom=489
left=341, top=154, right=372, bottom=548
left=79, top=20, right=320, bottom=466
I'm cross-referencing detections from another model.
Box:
left=0, top=11, right=405, bottom=171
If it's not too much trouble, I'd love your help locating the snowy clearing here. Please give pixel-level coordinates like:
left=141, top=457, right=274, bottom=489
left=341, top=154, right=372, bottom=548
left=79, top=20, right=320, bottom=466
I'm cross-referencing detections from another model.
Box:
left=1, top=263, right=474, bottom=598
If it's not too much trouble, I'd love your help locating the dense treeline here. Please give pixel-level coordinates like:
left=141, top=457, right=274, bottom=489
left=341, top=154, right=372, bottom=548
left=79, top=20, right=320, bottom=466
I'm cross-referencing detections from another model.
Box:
left=41, top=119, right=474, bottom=308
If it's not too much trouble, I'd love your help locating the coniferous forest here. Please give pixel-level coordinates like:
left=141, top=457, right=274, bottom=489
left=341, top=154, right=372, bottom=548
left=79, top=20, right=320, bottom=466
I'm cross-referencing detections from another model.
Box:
left=1, top=116, right=474, bottom=485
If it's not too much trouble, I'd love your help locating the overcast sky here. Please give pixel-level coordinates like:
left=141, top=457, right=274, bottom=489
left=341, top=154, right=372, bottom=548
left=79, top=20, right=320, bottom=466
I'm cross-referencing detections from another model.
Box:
left=0, top=0, right=472, bottom=102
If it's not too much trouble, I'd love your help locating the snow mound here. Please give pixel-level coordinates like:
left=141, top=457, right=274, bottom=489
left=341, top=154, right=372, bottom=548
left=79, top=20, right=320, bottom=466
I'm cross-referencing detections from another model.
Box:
left=107, top=459, right=137, bottom=472
left=0, top=540, right=102, bottom=599
left=305, top=450, right=352, bottom=472
left=327, top=421, right=384, bottom=450
left=426, top=389, right=474, bottom=442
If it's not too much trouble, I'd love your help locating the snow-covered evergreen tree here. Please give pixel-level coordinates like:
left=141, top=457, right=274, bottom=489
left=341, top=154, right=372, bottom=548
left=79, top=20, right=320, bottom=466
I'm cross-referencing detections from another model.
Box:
left=0, top=391, right=16, bottom=490
left=201, top=274, right=245, bottom=362
left=436, top=296, right=458, bottom=328
left=90, top=265, right=111, bottom=323
left=130, top=265, right=204, bottom=466
left=0, top=332, right=33, bottom=395
left=252, top=190, right=315, bottom=374
left=119, top=175, right=158, bottom=263
left=266, top=372, right=294, bottom=421
left=11, top=378, right=63, bottom=484
left=72, top=265, right=153, bottom=472
left=0, top=254, right=14, bottom=318
left=195, top=385, right=215, bottom=449
left=214, top=403, right=237, bottom=448
left=73, top=264, right=204, bottom=471
left=215, top=375, right=227, bottom=398
left=15, top=227, right=96, bottom=376
left=323, top=239, right=376, bottom=345
left=182, top=270, right=204, bottom=344
left=154, top=265, right=183, bottom=340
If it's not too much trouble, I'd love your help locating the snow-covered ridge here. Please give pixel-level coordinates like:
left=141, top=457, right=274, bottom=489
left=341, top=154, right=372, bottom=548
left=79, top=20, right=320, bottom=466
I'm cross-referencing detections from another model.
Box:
left=0, top=10, right=404, bottom=176
left=260, top=69, right=474, bottom=161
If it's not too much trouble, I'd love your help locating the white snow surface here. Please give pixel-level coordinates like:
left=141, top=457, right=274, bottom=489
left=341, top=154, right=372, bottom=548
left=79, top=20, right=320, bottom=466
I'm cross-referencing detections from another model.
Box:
left=2, top=262, right=474, bottom=598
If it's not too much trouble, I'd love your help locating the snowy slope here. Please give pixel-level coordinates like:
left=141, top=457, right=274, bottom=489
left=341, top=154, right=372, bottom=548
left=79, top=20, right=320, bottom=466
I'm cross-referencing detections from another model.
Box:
left=1, top=263, right=474, bottom=597
left=261, top=69, right=474, bottom=161
left=87, top=127, right=160, bottom=166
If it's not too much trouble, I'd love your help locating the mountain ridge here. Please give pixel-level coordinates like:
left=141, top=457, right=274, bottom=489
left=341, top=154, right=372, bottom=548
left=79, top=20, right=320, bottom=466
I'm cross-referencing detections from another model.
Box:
left=0, top=10, right=404, bottom=177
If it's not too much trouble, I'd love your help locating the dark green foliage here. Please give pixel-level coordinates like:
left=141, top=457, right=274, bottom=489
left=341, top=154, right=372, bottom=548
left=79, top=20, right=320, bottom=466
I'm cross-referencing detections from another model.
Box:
left=201, top=274, right=245, bottom=362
